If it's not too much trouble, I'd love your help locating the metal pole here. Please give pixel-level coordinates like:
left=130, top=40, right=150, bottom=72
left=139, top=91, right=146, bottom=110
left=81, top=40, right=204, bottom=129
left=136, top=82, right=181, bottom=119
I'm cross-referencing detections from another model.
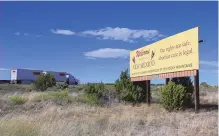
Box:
left=194, top=70, right=200, bottom=112
left=165, top=78, right=170, bottom=85
left=194, top=27, right=203, bottom=112
left=147, top=80, right=151, bottom=105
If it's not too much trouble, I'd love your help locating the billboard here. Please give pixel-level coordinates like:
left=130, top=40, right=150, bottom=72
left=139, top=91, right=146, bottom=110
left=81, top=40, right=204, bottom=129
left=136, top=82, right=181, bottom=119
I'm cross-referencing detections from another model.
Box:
left=130, top=27, right=199, bottom=78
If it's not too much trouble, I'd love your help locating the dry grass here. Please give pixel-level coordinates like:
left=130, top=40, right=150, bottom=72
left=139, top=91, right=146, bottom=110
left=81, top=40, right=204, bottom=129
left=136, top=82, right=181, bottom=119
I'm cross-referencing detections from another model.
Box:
left=0, top=103, right=217, bottom=136
left=0, top=119, right=39, bottom=136
left=0, top=84, right=217, bottom=136
left=200, top=86, right=218, bottom=105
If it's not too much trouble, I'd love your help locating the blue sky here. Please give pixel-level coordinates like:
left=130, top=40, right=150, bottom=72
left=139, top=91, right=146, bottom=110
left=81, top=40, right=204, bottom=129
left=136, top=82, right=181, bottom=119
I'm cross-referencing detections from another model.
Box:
left=0, top=2, right=218, bottom=85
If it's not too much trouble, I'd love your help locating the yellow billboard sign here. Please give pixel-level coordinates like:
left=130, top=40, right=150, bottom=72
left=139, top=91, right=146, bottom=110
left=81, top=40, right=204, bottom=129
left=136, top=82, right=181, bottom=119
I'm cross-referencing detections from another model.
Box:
left=130, top=27, right=199, bottom=78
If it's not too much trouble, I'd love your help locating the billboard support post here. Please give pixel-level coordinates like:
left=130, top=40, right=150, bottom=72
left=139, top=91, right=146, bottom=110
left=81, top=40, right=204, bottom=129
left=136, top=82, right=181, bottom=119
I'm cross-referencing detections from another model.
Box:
left=165, top=78, right=170, bottom=85
left=194, top=70, right=200, bottom=112
left=146, top=80, right=151, bottom=105
left=194, top=39, right=203, bottom=112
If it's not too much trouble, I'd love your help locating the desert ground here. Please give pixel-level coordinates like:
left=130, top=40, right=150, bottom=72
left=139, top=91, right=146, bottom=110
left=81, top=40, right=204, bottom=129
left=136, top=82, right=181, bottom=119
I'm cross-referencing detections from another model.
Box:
left=0, top=84, right=217, bottom=136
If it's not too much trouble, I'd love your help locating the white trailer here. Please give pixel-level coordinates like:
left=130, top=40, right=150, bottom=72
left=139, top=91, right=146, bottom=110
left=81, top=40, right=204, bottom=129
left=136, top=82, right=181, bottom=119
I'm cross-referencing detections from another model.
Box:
left=11, top=69, right=43, bottom=84
left=43, top=71, right=67, bottom=82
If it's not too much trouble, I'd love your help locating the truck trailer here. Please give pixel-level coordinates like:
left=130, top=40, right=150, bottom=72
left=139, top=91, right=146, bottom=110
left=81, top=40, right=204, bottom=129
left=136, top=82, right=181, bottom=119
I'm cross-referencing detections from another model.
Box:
left=11, top=69, right=43, bottom=84
left=43, top=71, right=67, bottom=82
left=0, top=68, right=78, bottom=85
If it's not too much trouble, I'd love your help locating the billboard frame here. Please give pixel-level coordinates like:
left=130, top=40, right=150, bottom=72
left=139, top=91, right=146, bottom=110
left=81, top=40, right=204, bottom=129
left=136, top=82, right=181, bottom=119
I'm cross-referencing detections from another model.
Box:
left=130, top=27, right=202, bottom=112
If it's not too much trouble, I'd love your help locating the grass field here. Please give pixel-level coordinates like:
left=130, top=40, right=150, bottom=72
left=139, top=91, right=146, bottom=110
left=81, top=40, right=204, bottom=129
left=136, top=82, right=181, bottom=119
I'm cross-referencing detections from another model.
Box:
left=0, top=84, right=217, bottom=136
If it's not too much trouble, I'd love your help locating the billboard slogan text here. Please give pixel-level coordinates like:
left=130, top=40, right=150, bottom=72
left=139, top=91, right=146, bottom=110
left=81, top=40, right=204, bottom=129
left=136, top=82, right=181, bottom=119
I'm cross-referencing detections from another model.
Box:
left=130, top=27, right=199, bottom=78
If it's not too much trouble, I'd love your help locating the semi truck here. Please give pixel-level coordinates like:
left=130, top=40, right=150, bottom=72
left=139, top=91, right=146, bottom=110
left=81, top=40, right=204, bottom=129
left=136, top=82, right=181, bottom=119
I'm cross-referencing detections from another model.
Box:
left=10, top=69, right=43, bottom=84
left=43, top=71, right=67, bottom=82
left=66, top=73, right=79, bottom=85
left=0, top=68, right=79, bottom=85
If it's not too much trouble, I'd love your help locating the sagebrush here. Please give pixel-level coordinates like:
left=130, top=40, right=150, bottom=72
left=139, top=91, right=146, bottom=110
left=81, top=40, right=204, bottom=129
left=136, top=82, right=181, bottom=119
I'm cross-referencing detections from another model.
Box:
left=171, top=77, right=194, bottom=107
left=83, top=82, right=109, bottom=105
left=56, top=83, right=69, bottom=90
left=9, top=96, right=27, bottom=105
left=115, top=69, right=146, bottom=103
left=84, top=82, right=105, bottom=99
left=160, top=81, right=188, bottom=111
left=34, top=73, right=56, bottom=91
left=200, top=82, right=209, bottom=88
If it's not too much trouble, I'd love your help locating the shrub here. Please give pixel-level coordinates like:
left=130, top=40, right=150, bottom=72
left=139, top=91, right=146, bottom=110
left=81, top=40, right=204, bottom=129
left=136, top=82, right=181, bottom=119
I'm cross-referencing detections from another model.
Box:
left=77, top=94, right=100, bottom=105
left=84, top=82, right=105, bottom=99
left=82, top=82, right=118, bottom=106
left=115, top=79, right=123, bottom=93
left=34, top=73, right=56, bottom=91
left=114, top=69, right=146, bottom=103
left=160, top=81, right=188, bottom=111
left=200, top=82, right=209, bottom=88
left=120, top=83, right=144, bottom=103
left=171, top=77, right=194, bottom=107
left=56, top=83, right=69, bottom=90
left=65, top=86, right=83, bottom=93
left=9, top=96, right=27, bottom=105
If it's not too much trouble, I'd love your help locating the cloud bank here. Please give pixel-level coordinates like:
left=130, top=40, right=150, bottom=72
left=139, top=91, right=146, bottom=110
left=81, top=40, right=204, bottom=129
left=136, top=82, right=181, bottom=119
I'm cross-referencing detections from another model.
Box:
left=200, top=60, right=218, bottom=67
left=50, top=27, right=164, bottom=42
left=81, top=27, right=164, bottom=43
left=84, top=48, right=130, bottom=59
left=51, top=29, right=75, bottom=35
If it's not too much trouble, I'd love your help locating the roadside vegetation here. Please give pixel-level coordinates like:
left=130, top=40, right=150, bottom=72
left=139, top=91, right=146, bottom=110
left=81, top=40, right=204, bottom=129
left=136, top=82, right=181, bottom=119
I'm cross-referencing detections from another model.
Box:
left=8, top=96, right=27, bottom=105
left=33, top=73, right=56, bottom=91
left=0, top=69, right=217, bottom=136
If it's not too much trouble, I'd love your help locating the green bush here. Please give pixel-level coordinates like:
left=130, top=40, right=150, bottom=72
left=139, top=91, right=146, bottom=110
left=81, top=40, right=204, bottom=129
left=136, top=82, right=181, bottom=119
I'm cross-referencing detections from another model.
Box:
left=171, top=77, right=194, bottom=107
left=84, top=82, right=105, bottom=99
left=115, top=79, right=123, bottom=93
left=9, top=96, right=27, bottom=105
left=34, top=73, right=56, bottom=91
left=56, top=83, right=69, bottom=90
left=77, top=94, right=100, bottom=105
left=119, top=83, right=145, bottom=103
left=200, top=82, right=209, bottom=88
left=82, top=82, right=117, bottom=106
left=160, top=81, right=188, bottom=111
left=114, top=69, right=146, bottom=103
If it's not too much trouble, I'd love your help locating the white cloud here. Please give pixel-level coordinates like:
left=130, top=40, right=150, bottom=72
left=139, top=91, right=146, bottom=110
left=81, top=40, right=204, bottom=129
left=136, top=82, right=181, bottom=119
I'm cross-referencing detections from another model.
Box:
left=22, top=68, right=40, bottom=70
left=81, top=27, right=164, bottom=42
left=200, top=60, right=218, bottom=67
left=13, top=32, right=41, bottom=37
left=51, top=29, right=75, bottom=35
left=14, top=32, right=20, bottom=36
left=84, top=48, right=130, bottom=59
left=85, top=56, right=97, bottom=60
left=200, top=69, right=218, bottom=74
